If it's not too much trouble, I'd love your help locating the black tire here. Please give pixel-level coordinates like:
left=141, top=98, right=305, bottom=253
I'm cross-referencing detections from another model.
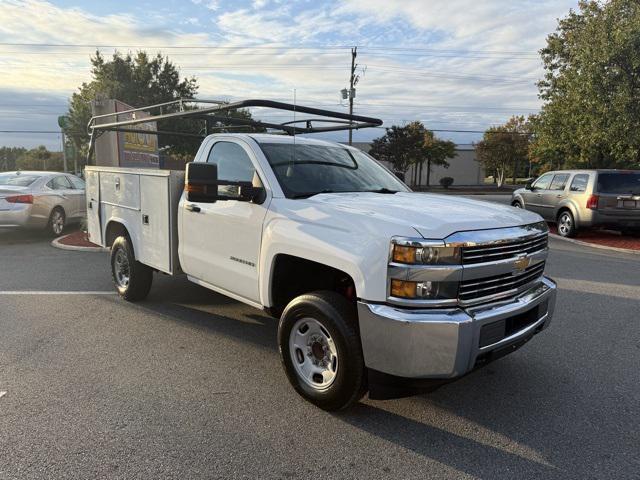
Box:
left=512, top=200, right=523, bottom=208
left=278, top=291, right=367, bottom=411
left=557, top=210, right=577, bottom=238
left=110, top=235, right=153, bottom=301
left=47, top=207, right=66, bottom=237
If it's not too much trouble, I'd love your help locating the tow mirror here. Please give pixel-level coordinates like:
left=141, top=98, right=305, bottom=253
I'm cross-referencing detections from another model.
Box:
left=185, top=162, right=265, bottom=203
left=185, top=162, right=219, bottom=203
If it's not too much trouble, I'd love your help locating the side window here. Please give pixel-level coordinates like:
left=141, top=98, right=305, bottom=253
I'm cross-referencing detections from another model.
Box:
left=47, top=176, right=72, bottom=190
left=569, top=174, right=589, bottom=192
left=207, top=141, right=257, bottom=197
left=68, top=175, right=85, bottom=190
left=549, top=173, right=570, bottom=191
left=532, top=173, right=553, bottom=190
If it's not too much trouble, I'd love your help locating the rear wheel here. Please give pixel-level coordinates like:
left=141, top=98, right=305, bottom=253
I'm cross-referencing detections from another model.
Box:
left=278, top=291, right=366, bottom=411
left=557, top=210, right=577, bottom=238
left=110, top=235, right=153, bottom=301
left=47, top=208, right=65, bottom=237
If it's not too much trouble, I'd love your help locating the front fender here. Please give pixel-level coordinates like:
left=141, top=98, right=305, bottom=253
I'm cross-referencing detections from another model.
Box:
left=259, top=216, right=391, bottom=307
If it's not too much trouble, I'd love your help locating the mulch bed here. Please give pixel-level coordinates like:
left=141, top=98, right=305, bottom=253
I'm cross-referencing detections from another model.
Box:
left=549, top=225, right=640, bottom=251
left=58, top=230, right=101, bottom=248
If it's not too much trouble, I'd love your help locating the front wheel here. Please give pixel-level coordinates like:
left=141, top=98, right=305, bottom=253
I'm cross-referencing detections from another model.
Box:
left=512, top=200, right=523, bottom=208
left=557, top=210, right=577, bottom=238
left=278, top=291, right=367, bottom=411
left=110, top=235, right=153, bottom=301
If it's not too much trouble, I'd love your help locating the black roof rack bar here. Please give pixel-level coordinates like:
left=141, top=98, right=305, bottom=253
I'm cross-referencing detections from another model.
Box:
left=88, top=98, right=228, bottom=122
left=88, top=98, right=383, bottom=135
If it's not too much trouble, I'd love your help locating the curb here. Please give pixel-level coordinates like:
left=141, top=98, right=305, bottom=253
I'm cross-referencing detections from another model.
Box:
left=51, top=235, right=109, bottom=253
left=549, top=233, right=640, bottom=255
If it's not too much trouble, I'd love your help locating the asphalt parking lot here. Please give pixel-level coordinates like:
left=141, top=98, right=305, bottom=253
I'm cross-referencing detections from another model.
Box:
left=1, top=227, right=639, bottom=479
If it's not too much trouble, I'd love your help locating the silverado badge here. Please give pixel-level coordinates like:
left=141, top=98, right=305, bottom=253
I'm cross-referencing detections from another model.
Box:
left=513, top=255, right=531, bottom=273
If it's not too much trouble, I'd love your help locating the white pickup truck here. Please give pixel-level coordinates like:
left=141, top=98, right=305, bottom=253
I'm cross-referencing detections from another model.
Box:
left=85, top=101, right=557, bottom=410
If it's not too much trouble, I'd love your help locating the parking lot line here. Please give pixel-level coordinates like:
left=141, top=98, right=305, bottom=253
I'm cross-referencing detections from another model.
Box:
left=0, top=291, right=116, bottom=295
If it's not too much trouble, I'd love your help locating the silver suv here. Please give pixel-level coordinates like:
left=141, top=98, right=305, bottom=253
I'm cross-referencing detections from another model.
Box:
left=511, top=169, right=640, bottom=237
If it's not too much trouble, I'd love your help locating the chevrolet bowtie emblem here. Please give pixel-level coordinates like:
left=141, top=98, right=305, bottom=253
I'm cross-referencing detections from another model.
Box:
left=513, top=255, right=531, bottom=272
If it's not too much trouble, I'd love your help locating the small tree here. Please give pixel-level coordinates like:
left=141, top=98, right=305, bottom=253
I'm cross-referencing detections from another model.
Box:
left=370, top=122, right=456, bottom=187
left=421, top=129, right=457, bottom=187
left=475, top=116, right=530, bottom=188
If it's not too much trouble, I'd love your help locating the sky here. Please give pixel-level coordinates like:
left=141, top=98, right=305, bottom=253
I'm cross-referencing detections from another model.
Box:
left=0, top=0, right=579, bottom=150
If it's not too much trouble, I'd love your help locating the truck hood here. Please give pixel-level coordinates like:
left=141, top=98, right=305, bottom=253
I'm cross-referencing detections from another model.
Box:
left=307, top=192, right=542, bottom=239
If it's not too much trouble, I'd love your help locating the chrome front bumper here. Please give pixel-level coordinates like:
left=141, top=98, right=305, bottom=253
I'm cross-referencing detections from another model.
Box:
left=357, top=276, right=557, bottom=379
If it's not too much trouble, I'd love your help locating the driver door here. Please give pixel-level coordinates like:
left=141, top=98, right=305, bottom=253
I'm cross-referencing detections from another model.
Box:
left=179, top=140, right=269, bottom=304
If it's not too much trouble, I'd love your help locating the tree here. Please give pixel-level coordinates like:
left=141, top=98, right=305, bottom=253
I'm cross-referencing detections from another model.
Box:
left=67, top=51, right=199, bottom=161
left=369, top=124, right=421, bottom=174
left=475, top=116, right=531, bottom=188
left=420, top=128, right=456, bottom=187
left=0, top=147, right=27, bottom=171
left=369, top=121, right=456, bottom=187
left=15, top=146, right=64, bottom=171
left=533, top=0, right=640, bottom=169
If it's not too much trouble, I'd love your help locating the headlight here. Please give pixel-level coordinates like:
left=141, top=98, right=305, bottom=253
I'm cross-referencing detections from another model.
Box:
left=390, top=279, right=459, bottom=300
left=391, top=243, right=460, bottom=265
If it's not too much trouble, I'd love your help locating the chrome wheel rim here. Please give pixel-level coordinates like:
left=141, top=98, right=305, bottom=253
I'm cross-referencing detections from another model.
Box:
left=113, top=248, right=130, bottom=288
left=289, top=317, right=338, bottom=391
left=51, top=211, right=64, bottom=235
left=558, top=213, right=572, bottom=236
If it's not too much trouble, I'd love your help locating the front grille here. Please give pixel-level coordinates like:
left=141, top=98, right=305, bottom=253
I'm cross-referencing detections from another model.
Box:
left=459, top=261, right=545, bottom=304
left=461, top=233, right=548, bottom=264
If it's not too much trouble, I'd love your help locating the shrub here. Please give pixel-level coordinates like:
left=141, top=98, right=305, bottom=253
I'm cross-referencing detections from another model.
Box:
left=439, top=177, right=454, bottom=189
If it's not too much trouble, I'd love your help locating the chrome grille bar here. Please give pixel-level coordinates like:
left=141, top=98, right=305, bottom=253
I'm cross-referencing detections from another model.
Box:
left=459, top=262, right=545, bottom=304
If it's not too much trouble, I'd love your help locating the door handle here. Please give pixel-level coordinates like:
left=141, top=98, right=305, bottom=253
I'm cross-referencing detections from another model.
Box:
left=186, top=204, right=201, bottom=213
left=556, top=194, right=565, bottom=198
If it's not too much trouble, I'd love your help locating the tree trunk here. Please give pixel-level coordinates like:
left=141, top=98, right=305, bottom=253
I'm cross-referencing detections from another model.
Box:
left=512, top=158, right=519, bottom=184
left=426, top=159, right=431, bottom=187
left=496, top=168, right=505, bottom=188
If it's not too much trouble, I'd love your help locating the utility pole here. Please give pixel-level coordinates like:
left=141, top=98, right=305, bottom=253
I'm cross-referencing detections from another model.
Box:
left=348, top=46, right=358, bottom=145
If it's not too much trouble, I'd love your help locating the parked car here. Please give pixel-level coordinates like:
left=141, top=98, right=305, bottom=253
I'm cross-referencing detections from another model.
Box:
left=0, top=171, right=86, bottom=236
left=511, top=169, right=640, bottom=237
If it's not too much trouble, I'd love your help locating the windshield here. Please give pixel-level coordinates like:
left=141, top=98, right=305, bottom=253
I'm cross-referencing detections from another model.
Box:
left=0, top=173, right=39, bottom=187
left=259, top=143, right=409, bottom=198
left=597, top=172, right=640, bottom=194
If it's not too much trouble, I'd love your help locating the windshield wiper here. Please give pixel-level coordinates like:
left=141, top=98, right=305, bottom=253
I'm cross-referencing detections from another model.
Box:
left=291, top=189, right=336, bottom=199
left=364, top=188, right=398, bottom=194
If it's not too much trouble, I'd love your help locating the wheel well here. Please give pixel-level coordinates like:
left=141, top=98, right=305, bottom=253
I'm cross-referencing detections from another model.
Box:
left=269, top=255, right=356, bottom=316
left=105, top=221, right=129, bottom=247
left=556, top=207, right=572, bottom=221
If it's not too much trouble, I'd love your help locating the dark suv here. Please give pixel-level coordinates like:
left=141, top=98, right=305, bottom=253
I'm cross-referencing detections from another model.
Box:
left=511, top=169, right=640, bottom=237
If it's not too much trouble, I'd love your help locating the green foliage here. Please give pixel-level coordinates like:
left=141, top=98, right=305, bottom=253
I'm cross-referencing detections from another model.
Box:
left=15, top=146, right=64, bottom=171
left=533, top=0, right=640, bottom=169
left=369, top=121, right=456, bottom=187
left=0, top=147, right=27, bottom=171
left=476, top=116, right=531, bottom=187
left=439, top=176, right=454, bottom=189
left=67, top=50, right=199, bottom=159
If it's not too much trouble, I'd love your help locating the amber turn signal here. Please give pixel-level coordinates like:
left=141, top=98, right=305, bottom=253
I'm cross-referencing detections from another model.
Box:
left=392, top=245, right=417, bottom=264
left=390, top=279, right=417, bottom=298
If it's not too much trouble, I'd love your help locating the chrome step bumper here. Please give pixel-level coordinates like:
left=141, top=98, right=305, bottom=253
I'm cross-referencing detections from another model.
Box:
left=357, top=277, right=557, bottom=378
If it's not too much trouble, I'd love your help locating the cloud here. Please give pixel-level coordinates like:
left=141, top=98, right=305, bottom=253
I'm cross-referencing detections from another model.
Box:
left=0, top=0, right=580, bottom=148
